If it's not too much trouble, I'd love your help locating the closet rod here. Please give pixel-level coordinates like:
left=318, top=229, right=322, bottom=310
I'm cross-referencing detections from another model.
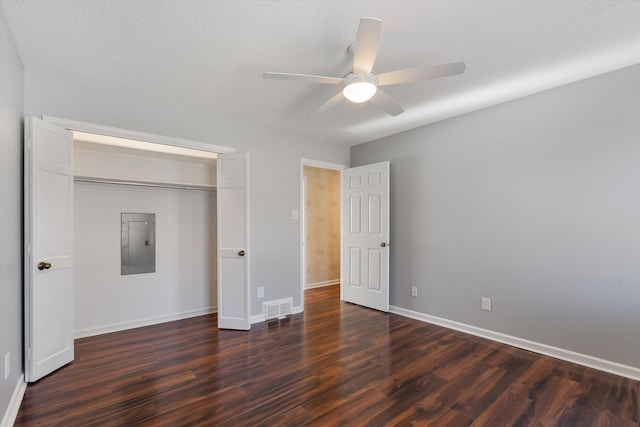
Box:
left=74, top=176, right=216, bottom=192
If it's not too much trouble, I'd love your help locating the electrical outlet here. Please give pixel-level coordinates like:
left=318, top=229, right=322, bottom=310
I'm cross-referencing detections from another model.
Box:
left=4, top=352, right=9, bottom=380
left=257, top=286, right=264, bottom=298
left=411, top=286, right=418, bottom=297
left=481, top=297, right=492, bottom=312
left=292, top=209, right=299, bottom=220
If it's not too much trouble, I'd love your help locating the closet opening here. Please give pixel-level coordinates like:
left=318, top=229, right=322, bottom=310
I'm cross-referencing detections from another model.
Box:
left=71, top=131, right=219, bottom=338
left=24, top=116, right=241, bottom=381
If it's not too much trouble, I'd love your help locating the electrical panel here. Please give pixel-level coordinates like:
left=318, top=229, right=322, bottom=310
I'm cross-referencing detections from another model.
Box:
left=121, top=213, right=155, bottom=275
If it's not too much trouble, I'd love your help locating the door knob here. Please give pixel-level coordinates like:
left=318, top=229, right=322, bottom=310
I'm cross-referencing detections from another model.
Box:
left=238, top=250, right=245, bottom=256
left=380, top=242, right=387, bottom=248
left=37, top=262, right=52, bottom=270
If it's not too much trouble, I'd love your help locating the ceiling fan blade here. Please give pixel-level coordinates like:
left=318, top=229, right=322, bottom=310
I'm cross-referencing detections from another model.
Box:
left=377, top=62, right=466, bottom=86
left=307, top=91, right=344, bottom=119
left=353, top=17, right=383, bottom=75
left=369, top=89, right=405, bottom=116
left=263, top=72, right=345, bottom=85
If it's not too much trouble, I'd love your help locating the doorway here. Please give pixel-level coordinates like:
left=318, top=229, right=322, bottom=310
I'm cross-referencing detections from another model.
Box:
left=24, top=116, right=241, bottom=381
left=300, top=159, right=345, bottom=310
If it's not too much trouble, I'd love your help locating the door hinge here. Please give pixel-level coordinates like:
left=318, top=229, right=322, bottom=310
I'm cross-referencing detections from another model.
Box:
left=27, top=348, right=31, bottom=361
left=27, top=138, right=32, bottom=150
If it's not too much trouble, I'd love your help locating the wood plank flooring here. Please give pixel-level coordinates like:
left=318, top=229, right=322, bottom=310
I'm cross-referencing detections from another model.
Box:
left=15, top=285, right=639, bottom=426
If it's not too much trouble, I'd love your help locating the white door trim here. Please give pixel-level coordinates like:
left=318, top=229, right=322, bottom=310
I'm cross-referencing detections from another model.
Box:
left=299, top=158, right=346, bottom=311
left=42, top=115, right=235, bottom=154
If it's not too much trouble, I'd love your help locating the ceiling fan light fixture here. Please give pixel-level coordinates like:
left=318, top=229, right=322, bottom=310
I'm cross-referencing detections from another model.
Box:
left=343, top=80, right=377, bottom=103
left=342, top=73, right=379, bottom=103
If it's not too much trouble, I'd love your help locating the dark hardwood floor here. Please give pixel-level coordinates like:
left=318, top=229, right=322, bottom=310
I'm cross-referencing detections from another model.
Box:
left=15, top=285, right=639, bottom=426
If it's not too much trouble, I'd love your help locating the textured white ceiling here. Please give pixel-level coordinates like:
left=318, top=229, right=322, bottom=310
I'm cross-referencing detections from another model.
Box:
left=2, top=0, right=640, bottom=146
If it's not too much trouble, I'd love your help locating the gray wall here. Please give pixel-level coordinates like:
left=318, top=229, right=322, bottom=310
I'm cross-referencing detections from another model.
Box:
left=24, top=71, right=349, bottom=315
left=0, top=4, right=24, bottom=420
left=351, top=64, right=640, bottom=369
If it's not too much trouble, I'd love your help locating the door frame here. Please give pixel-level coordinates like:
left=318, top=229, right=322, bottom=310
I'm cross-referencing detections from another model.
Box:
left=299, top=158, right=346, bottom=311
left=43, top=116, right=235, bottom=155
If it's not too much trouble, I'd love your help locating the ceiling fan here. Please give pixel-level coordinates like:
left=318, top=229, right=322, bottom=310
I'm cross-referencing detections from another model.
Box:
left=263, top=17, right=465, bottom=118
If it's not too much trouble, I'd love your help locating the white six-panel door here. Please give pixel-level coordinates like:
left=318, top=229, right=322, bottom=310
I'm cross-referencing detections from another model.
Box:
left=217, top=152, right=250, bottom=330
left=342, top=161, right=390, bottom=312
left=25, top=117, right=75, bottom=382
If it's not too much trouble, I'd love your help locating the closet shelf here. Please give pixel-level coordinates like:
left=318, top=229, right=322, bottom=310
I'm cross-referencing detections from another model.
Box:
left=74, top=175, right=216, bottom=192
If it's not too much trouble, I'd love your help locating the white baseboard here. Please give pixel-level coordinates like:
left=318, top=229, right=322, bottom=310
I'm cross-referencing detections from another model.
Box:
left=390, top=305, right=640, bottom=381
left=1, top=375, right=26, bottom=427
left=74, top=306, right=218, bottom=339
left=304, top=279, right=340, bottom=289
left=251, top=305, right=303, bottom=325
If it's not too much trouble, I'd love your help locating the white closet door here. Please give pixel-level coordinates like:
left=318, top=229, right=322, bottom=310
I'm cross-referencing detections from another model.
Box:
left=217, top=152, right=250, bottom=330
left=25, top=116, right=75, bottom=382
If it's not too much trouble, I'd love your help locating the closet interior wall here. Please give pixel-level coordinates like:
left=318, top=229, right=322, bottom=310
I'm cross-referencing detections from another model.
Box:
left=73, top=140, right=217, bottom=338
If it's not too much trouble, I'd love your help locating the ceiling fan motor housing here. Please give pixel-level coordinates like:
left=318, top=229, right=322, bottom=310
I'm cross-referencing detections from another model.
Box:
left=343, top=73, right=378, bottom=87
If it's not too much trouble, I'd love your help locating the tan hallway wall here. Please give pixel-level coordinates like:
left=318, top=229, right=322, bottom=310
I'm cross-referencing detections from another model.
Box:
left=304, top=166, right=340, bottom=288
